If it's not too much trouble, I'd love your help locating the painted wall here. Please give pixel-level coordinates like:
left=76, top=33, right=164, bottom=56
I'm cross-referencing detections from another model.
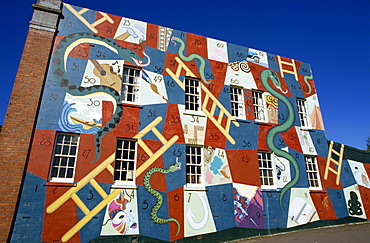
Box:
left=10, top=3, right=370, bottom=243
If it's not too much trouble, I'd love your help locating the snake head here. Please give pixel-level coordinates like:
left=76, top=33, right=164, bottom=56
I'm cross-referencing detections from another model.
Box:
left=171, top=36, right=180, bottom=46
left=119, top=47, right=143, bottom=66
left=269, top=70, right=288, bottom=93
left=168, top=161, right=181, bottom=172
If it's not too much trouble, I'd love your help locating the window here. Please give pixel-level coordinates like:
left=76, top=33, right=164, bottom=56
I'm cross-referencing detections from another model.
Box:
left=49, top=133, right=79, bottom=183
left=230, top=86, right=245, bottom=118
left=296, top=99, right=309, bottom=128
left=121, top=67, right=140, bottom=103
left=114, top=139, right=137, bottom=184
left=253, top=91, right=267, bottom=122
left=186, top=145, right=203, bottom=185
left=258, top=152, right=276, bottom=188
left=304, top=156, right=321, bottom=189
left=185, top=78, right=200, bottom=112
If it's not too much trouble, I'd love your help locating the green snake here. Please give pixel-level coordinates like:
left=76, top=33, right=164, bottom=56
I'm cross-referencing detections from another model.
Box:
left=51, top=33, right=142, bottom=164
left=143, top=161, right=181, bottom=236
left=261, top=69, right=300, bottom=212
left=171, top=36, right=211, bottom=84
left=304, top=74, right=313, bottom=95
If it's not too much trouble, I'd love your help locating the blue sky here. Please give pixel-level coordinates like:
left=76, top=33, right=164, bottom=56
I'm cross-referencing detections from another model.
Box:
left=1, top=0, right=369, bottom=149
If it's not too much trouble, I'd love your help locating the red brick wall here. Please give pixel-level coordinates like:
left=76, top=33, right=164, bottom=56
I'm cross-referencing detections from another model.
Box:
left=0, top=27, right=55, bottom=241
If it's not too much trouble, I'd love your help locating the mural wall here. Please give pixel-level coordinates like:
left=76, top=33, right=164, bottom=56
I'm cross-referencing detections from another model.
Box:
left=10, top=3, right=370, bottom=242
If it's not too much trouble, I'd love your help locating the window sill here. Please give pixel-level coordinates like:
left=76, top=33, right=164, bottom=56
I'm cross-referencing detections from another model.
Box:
left=111, top=184, right=137, bottom=189
left=45, top=181, right=76, bottom=187
left=119, top=103, right=142, bottom=109
left=183, top=111, right=206, bottom=117
left=300, top=127, right=315, bottom=132
left=184, top=185, right=207, bottom=191
left=260, top=188, right=279, bottom=192
left=308, top=188, right=324, bottom=192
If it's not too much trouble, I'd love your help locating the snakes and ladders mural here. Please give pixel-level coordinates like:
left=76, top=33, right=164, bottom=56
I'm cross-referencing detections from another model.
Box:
left=10, top=3, right=370, bottom=243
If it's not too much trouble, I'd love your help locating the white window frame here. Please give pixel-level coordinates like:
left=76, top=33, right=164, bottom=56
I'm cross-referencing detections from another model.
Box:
left=186, top=145, right=204, bottom=187
left=185, top=77, right=201, bottom=112
left=48, top=133, right=79, bottom=183
left=296, top=98, right=310, bottom=128
left=304, top=156, right=322, bottom=190
left=258, top=151, right=277, bottom=189
left=121, top=66, right=141, bottom=104
left=113, top=138, right=137, bottom=186
left=230, top=86, right=245, bottom=119
left=253, top=90, right=267, bottom=122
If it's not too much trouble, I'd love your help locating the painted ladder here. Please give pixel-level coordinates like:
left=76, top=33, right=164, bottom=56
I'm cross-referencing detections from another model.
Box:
left=46, top=116, right=178, bottom=242
left=165, top=57, right=239, bottom=144
left=277, top=55, right=298, bottom=81
left=324, top=140, right=345, bottom=185
left=64, top=3, right=114, bottom=34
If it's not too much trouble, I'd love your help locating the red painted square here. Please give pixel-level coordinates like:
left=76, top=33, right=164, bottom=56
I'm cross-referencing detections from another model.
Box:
left=94, top=13, right=122, bottom=39
left=310, top=191, right=337, bottom=220
left=145, top=23, right=159, bottom=49
left=27, top=129, right=56, bottom=180
left=227, top=150, right=260, bottom=186
left=204, top=116, right=227, bottom=149
left=163, top=103, right=185, bottom=144
left=168, top=187, right=184, bottom=240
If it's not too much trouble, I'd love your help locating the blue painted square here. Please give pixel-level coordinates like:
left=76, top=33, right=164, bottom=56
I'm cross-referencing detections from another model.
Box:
left=277, top=98, right=294, bottom=125
left=262, top=191, right=289, bottom=229
left=142, top=46, right=166, bottom=75
left=284, top=74, right=304, bottom=98
left=298, top=62, right=312, bottom=76
left=340, top=159, right=357, bottom=188
left=139, top=104, right=167, bottom=141
left=163, top=143, right=186, bottom=192
left=227, top=43, right=249, bottom=63
left=166, top=30, right=186, bottom=55
left=327, top=189, right=348, bottom=219
left=163, top=75, right=185, bottom=105
left=226, top=121, right=259, bottom=150
left=267, top=53, right=279, bottom=72
left=206, top=184, right=235, bottom=231
left=10, top=173, right=46, bottom=243
left=137, top=185, right=170, bottom=241
left=59, top=4, right=97, bottom=36
left=218, top=85, right=232, bottom=115
left=89, top=44, right=123, bottom=60
left=309, top=130, right=329, bottom=158
left=287, top=148, right=310, bottom=188
left=36, top=68, right=66, bottom=130
left=66, top=57, right=88, bottom=86
left=77, top=182, right=111, bottom=243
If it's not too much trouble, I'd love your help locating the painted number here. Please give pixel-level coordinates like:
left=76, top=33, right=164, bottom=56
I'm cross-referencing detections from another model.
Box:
left=40, top=138, right=51, bottom=146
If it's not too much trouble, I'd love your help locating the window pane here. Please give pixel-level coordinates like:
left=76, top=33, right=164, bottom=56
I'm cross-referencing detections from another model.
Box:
left=49, top=133, right=79, bottom=182
left=114, top=139, right=137, bottom=183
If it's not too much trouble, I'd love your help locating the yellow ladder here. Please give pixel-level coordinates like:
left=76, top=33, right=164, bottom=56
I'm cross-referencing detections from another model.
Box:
left=46, top=116, right=178, bottom=242
left=165, top=57, right=239, bottom=144
left=324, top=140, right=345, bottom=185
left=64, top=3, right=114, bottom=34
left=277, top=55, right=298, bottom=81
